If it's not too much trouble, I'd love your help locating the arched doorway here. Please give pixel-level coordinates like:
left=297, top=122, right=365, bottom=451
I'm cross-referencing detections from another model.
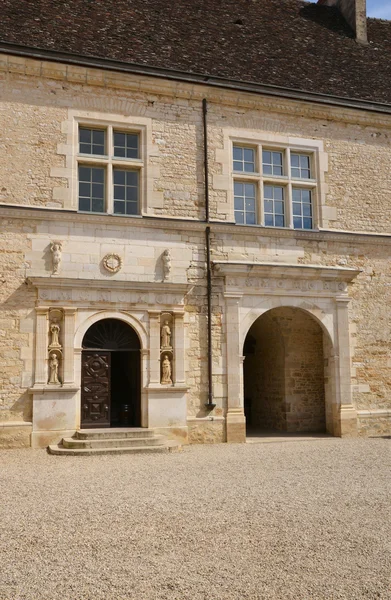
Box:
left=81, top=318, right=141, bottom=428
left=243, top=307, right=327, bottom=434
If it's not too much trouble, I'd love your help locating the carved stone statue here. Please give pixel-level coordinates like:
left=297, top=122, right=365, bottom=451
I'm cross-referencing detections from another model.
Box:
left=50, top=241, right=62, bottom=275
left=161, top=355, right=172, bottom=384
left=161, top=321, right=172, bottom=349
left=162, top=249, right=171, bottom=281
left=49, top=322, right=61, bottom=348
left=48, top=353, right=60, bottom=384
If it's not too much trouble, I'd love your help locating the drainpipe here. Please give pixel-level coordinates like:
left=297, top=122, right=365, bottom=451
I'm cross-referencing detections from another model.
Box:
left=203, top=98, right=216, bottom=410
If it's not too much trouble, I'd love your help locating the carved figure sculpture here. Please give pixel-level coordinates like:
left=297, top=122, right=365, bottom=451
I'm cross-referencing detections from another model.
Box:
left=48, top=353, right=60, bottom=384
left=162, top=249, right=172, bottom=281
left=49, top=322, right=61, bottom=348
left=50, top=241, right=62, bottom=275
left=161, top=321, right=172, bottom=349
left=161, top=355, right=172, bottom=384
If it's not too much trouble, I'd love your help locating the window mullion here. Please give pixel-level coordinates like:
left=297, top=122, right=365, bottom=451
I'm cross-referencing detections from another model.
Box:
left=107, top=126, right=114, bottom=214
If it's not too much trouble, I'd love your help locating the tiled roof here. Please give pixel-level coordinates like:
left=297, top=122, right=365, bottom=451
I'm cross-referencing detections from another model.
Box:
left=0, top=0, right=390, bottom=105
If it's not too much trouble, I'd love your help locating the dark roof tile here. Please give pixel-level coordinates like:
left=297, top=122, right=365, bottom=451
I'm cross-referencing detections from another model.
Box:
left=0, top=0, right=390, bottom=104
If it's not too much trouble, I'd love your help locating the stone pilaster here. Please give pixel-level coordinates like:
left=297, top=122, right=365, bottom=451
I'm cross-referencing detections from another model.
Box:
left=34, top=307, right=49, bottom=385
left=335, top=296, right=357, bottom=437
left=173, top=310, right=185, bottom=385
left=225, top=294, right=246, bottom=443
left=148, top=310, right=161, bottom=385
left=62, top=308, right=77, bottom=385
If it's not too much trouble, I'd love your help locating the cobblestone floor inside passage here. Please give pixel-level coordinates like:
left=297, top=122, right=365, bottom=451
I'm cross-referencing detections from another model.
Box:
left=0, top=438, right=390, bottom=600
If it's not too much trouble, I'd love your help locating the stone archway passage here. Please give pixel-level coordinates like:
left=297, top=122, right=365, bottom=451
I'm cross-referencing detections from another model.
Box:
left=243, top=307, right=326, bottom=434
left=81, top=319, right=141, bottom=428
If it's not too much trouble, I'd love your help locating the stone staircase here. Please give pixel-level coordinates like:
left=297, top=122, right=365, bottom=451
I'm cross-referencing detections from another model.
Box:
left=48, top=428, right=181, bottom=456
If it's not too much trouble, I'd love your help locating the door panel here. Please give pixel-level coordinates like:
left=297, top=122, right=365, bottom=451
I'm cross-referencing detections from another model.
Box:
left=81, top=351, right=111, bottom=428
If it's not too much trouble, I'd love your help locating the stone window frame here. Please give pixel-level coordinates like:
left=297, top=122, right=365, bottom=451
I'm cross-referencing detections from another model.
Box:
left=54, top=110, right=163, bottom=214
left=214, top=130, right=335, bottom=228
left=232, top=139, right=320, bottom=229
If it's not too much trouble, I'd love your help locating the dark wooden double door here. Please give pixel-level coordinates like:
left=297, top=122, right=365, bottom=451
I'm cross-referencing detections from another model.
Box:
left=81, top=350, right=140, bottom=428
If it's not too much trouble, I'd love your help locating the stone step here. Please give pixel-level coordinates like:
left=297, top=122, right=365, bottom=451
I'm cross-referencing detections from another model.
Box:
left=75, top=428, right=155, bottom=440
left=62, top=435, right=166, bottom=449
left=48, top=441, right=181, bottom=457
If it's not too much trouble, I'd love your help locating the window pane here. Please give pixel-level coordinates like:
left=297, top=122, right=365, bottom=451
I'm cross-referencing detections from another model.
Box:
left=114, top=201, right=125, bottom=214
left=246, top=198, right=255, bottom=211
left=245, top=183, right=255, bottom=197
left=272, top=152, right=282, bottom=165
left=274, top=201, right=284, bottom=214
left=291, top=153, right=311, bottom=178
left=126, top=202, right=138, bottom=215
left=303, top=203, right=312, bottom=217
left=79, top=166, right=91, bottom=181
left=92, top=168, right=104, bottom=183
left=114, top=185, right=125, bottom=200
left=126, top=187, right=138, bottom=202
left=126, top=171, right=138, bottom=186
left=79, top=197, right=90, bottom=212
left=293, top=203, right=302, bottom=216
left=92, top=183, right=104, bottom=199
left=265, top=214, right=273, bottom=226
left=292, top=188, right=301, bottom=201
left=291, top=167, right=300, bottom=178
left=262, top=151, right=271, bottom=164
left=274, top=187, right=283, bottom=201
left=264, top=200, right=273, bottom=213
left=233, top=146, right=242, bottom=161
left=234, top=182, right=244, bottom=196
left=275, top=215, right=284, bottom=227
left=113, top=131, right=139, bottom=159
left=264, top=186, right=273, bottom=199
left=273, top=166, right=283, bottom=176
left=302, top=190, right=311, bottom=202
left=235, top=211, right=244, bottom=224
left=114, top=170, right=125, bottom=185
left=91, top=198, right=104, bottom=213
left=263, top=164, right=273, bottom=175
left=303, top=217, right=313, bottom=229
left=233, top=146, right=255, bottom=172
left=246, top=212, right=256, bottom=225
left=115, top=146, right=126, bottom=158
left=79, top=128, right=106, bottom=155
left=79, top=129, right=91, bottom=144
left=79, top=182, right=90, bottom=197
left=291, top=154, right=299, bottom=167
left=293, top=217, right=302, bottom=229
left=234, top=197, right=244, bottom=211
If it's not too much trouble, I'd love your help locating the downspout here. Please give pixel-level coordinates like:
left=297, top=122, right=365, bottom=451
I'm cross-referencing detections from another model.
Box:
left=203, top=98, right=216, bottom=410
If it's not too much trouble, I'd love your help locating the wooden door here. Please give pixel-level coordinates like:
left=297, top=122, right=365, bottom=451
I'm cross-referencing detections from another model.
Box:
left=81, top=351, right=111, bottom=428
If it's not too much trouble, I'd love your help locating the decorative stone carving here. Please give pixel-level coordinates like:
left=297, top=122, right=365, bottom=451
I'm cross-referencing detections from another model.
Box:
left=161, top=320, right=172, bottom=349
left=49, top=322, right=61, bottom=348
left=162, top=249, right=172, bottom=281
left=161, top=354, right=172, bottom=384
left=50, top=241, right=62, bottom=275
left=102, top=253, right=122, bottom=274
left=48, top=352, right=60, bottom=384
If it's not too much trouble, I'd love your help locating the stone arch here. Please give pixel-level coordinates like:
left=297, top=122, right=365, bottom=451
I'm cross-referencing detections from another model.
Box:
left=241, top=297, right=335, bottom=350
left=242, top=304, right=333, bottom=435
left=75, top=310, right=148, bottom=350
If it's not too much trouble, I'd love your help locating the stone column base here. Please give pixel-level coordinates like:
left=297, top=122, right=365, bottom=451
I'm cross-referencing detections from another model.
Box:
left=339, top=404, right=358, bottom=438
left=226, top=410, right=246, bottom=443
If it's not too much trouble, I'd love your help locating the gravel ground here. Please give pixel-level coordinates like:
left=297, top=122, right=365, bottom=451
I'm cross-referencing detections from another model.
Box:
left=0, top=438, right=390, bottom=600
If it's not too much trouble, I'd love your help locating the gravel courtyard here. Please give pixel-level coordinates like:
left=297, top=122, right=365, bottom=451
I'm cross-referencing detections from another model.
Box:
left=0, top=438, right=390, bottom=600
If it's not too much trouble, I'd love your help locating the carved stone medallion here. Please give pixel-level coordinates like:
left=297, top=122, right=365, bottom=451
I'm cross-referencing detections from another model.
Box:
left=102, top=253, right=122, bottom=274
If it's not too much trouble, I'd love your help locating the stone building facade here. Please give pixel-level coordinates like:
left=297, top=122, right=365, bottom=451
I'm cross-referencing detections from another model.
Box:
left=0, top=0, right=390, bottom=448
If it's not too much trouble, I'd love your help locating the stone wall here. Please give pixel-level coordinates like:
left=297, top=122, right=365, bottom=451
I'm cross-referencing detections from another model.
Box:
left=0, top=54, right=390, bottom=445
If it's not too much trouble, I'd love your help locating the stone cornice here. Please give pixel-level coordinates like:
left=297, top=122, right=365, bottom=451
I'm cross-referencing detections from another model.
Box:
left=28, top=276, right=190, bottom=295
left=1, top=204, right=390, bottom=246
left=1, top=52, right=391, bottom=128
left=212, top=261, right=361, bottom=282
